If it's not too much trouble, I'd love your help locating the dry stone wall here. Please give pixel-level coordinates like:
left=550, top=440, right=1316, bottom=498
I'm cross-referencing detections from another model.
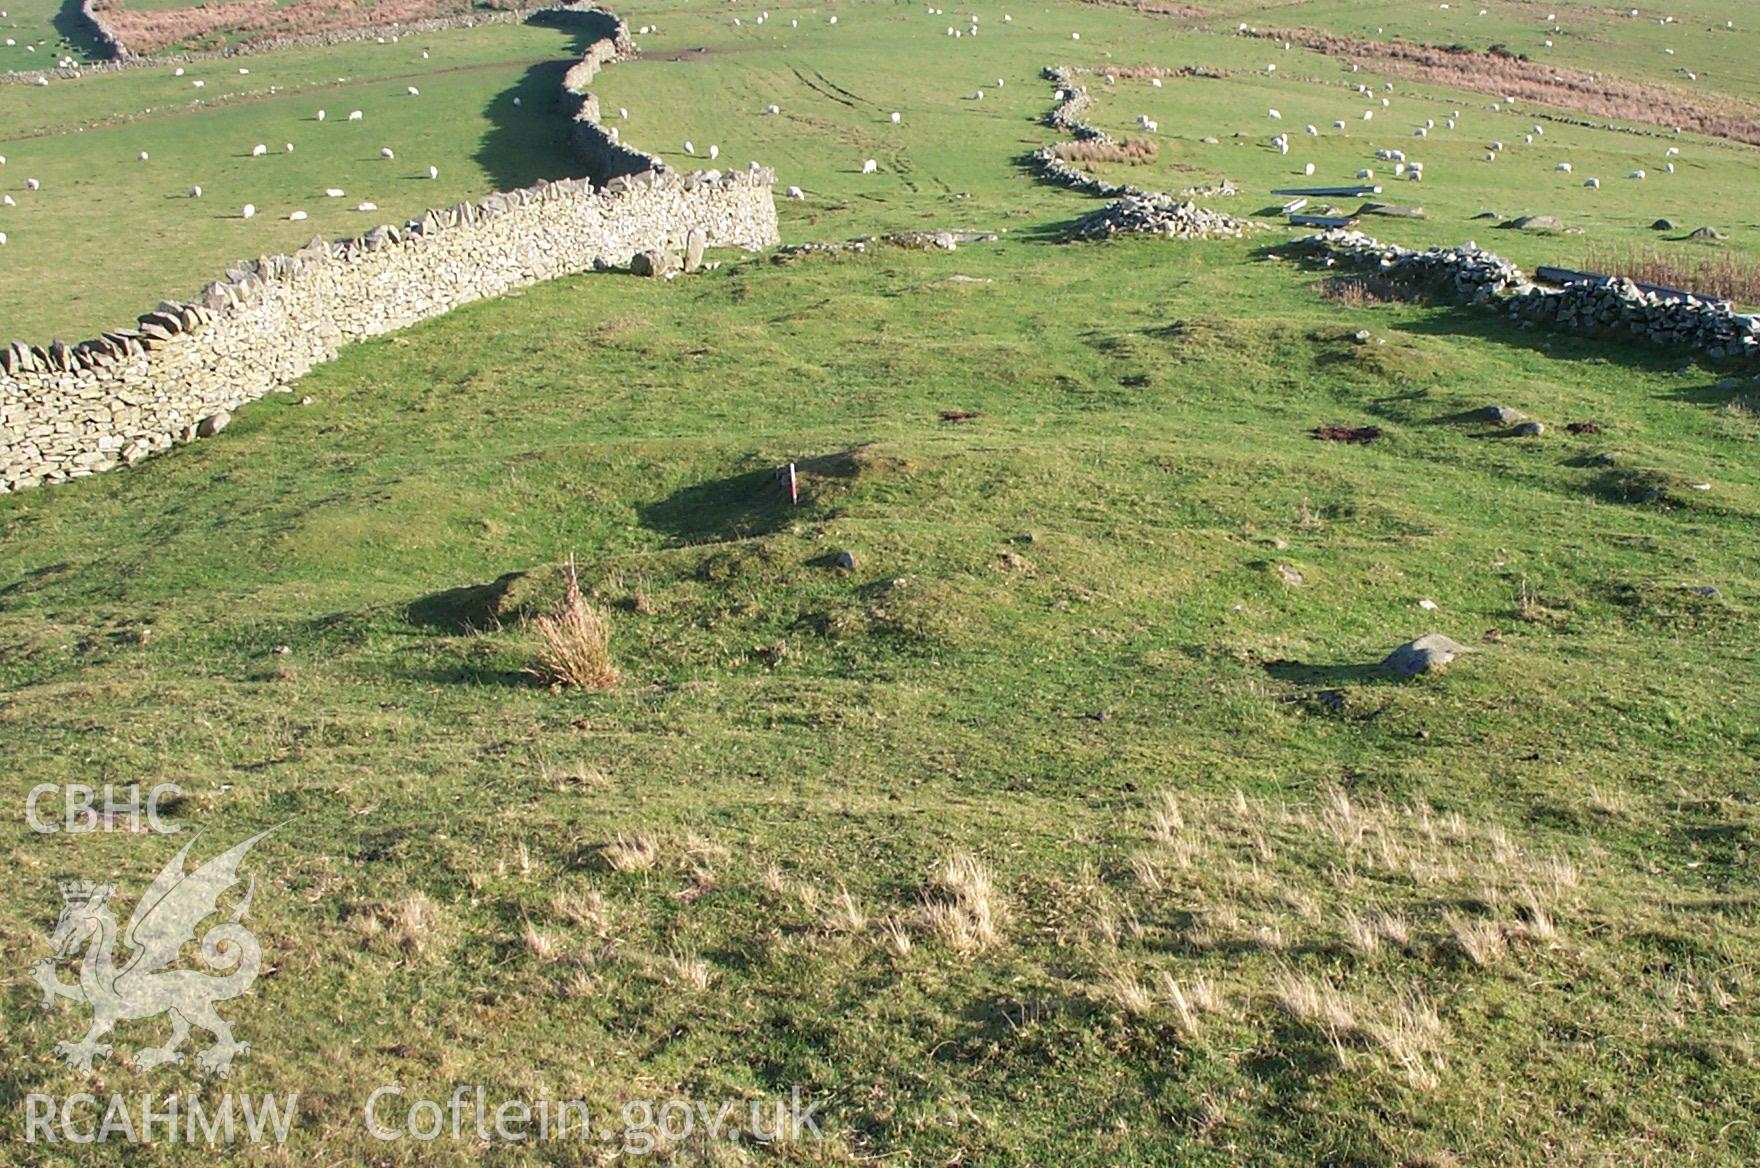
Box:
left=1286, top=230, right=1760, bottom=362
left=0, top=7, right=780, bottom=493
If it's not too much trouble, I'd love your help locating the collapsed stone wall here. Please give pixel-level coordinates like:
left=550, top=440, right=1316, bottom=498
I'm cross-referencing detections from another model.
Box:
left=1286, top=230, right=1760, bottom=362
left=1033, top=65, right=1251, bottom=240
left=0, top=7, right=780, bottom=493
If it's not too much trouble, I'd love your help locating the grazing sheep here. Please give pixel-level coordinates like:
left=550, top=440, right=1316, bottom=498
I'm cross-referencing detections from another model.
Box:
left=684, top=141, right=695, bottom=155
left=1151, top=77, right=1161, bottom=87
left=189, top=186, right=201, bottom=198
left=890, top=111, right=902, bottom=123
left=708, top=144, right=719, bottom=159
left=1333, top=119, right=1346, bottom=129
left=1484, top=151, right=1496, bottom=161
left=192, top=80, right=204, bottom=88
left=512, top=97, right=522, bottom=107
left=1584, top=177, right=1600, bottom=188
left=1267, top=108, right=1281, bottom=120
left=1394, top=162, right=1406, bottom=176
left=137, top=151, right=148, bottom=161
left=1305, top=124, right=1318, bottom=136
left=786, top=185, right=804, bottom=199
left=251, top=143, right=267, bottom=156
left=1425, top=118, right=1435, bottom=128
left=1356, top=168, right=1373, bottom=179
left=325, top=188, right=345, bottom=197
left=1491, top=140, right=1503, bottom=150
left=619, top=107, right=628, bottom=119
left=1415, top=127, right=1428, bottom=137
left=317, top=109, right=326, bottom=121
left=1363, top=110, right=1373, bottom=121
left=1629, top=169, right=1646, bottom=179
left=288, top=210, right=307, bottom=221
left=241, top=203, right=256, bottom=219
left=428, top=165, right=438, bottom=179
left=348, top=110, right=363, bottom=121
left=25, top=177, right=39, bottom=190
left=284, top=142, right=294, bottom=153
left=1666, top=146, right=1680, bottom=156
left=862, top=158, right=878, bottom=174
left=421, top=50, right=428, bottom=59
left=2, top=195, right=12, bottom=206
left=1303, top=162, right=1316, bottom=175
left=174, top=67, right=183, bottom=76
left=1555, top=161, right=1572, bottom=172
left=766, top=104, right=780, bottom=114
left=407, top=86, right=419, bottom=96
left=973, top=90, right=983, bottom=100
left=1665, top=162, right=1675, bottom=174
left=380, top=147, right=394, bottom=159
left=356, top=201, right=378, bottom=211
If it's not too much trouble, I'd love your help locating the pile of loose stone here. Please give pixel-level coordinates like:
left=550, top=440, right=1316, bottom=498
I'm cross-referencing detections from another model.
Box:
left=1073, top=193, right=1252, bottom=240
left=772, top=230, right=998, bottom=261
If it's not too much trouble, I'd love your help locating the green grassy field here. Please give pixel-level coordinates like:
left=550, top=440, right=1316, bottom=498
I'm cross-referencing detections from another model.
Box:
left=5, top=1, right=1760, bottom=1164
left=0, top=18, right=584, bottom=339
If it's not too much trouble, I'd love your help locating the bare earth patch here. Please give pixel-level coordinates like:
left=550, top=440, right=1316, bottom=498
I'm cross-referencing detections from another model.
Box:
left=1246, top=27, right=1760, bottom=146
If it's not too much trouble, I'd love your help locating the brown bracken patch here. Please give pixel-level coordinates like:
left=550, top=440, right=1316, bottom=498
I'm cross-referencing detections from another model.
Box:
left=939, top=409, right=985, bottom=423
left=1241, top=27, right=1760, bottom=146
left=1566, top=422, right=1603, bottom=435
left=1312, top=424, right=1383, bottom=444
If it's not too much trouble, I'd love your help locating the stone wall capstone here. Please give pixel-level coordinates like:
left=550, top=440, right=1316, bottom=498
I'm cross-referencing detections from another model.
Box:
left=0, top=6, right=781, bottom=493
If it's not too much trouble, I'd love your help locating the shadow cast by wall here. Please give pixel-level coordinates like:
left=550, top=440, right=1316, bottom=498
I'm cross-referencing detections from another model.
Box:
left=471, top=9, right=620, bottom=191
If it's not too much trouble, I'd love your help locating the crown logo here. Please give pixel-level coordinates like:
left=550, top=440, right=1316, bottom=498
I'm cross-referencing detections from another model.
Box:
left=59, top=880, right=106, bottom=905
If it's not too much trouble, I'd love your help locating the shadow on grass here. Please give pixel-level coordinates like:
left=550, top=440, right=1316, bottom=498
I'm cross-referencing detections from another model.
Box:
left=1262, top=660, right=1388, bottom=687
left=1384, top=310, right=1692, bottom=375
left=639, top=467, right=796, bottom=545
left=471, top=9, right=620, bottom=191
left=53, top=0, right=106, bottom=60
left=406, top=574, right=522, bottom=634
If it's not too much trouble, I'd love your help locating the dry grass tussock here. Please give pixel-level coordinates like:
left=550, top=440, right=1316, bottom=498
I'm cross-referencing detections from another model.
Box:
left=347, top=891, right=451, bottom=958
left=1320, top=275, right=1426, bottom=307
left=528, top=557, right=618, bottom=690
left=1051, top=138, right=1159, bottom=166
left=1246, top=26, right=1760, bottom=146
left=1580, top=244, right=1760, bottom=308
left=918, top=852, right=1004, bottom=953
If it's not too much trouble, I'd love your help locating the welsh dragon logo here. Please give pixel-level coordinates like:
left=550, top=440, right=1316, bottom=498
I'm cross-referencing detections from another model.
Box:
left=32, top=830, right=272, bottom=1077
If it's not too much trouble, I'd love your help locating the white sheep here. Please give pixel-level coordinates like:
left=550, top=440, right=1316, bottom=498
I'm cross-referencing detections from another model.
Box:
left=174, top=67, right=183, bottom=76
left=288, top=210, right=307, bottom=221
left=618, top=107, right=628, bottom=119
left=348, top=110, right=363, bottom=121
left=1665, top=162, right=1675, bottom=174
left=1303, top=162, right=1316, bottom=175
left=428, top=165, right=438, bottom=179
left=1363, top=110, right=1374, bottom=121
left=189, top=186, right=201, bottom=198
left=512, top=97, right=522, bottom=107
left=407, top=86, right=419, bottom=96
left=1555, top=161, right=1572, bottom=172
left=241, top=203, right=256, bottom=219
left=252, top=144, right=267, bottom=156
left=1356, top=168, right=1373, bottom=179
left=1305, top=124, right=1318, bottom=136
left=862, top=158, right=878, bottom=174
left=684, top=141, right=695, bottom=155
left=890, top=111, right=902, bottom=124
left=1151, top=77, right=1161, bottom=87
left=25, top=177, right=39, bottom=190
left=1666, top=146, right=1680, bottom=156
left=766, top=104, right=780, bottom=114
left=325, top=188, right=345, bottom=197
left=1425, top=118, right=1435, bottom=128
left=1415, top=127, right=1428, bottom=137
left=1629, top=169, right=1646, bottom=179
left=2, top=195, right=12, bottom=206
left=1144, top=120, right=1158, bottom=132
left=380, top=147, right=394, bottom=159
left=356, top=201, right=378, bottom=211
left=1584, top=177, right=1600, bottom=188
left=973, top=90, right=983, bottom=100
left=192, top=80, right=205, bottom=88
left=1333, top=120, right=1346, bottom=129
left=421, top=50, right=429, bottom=59
left=1492, top=140, right=1504, bottom=150
left=0, top=232, right=6, bottom=245
left=284, top=142, right=294, bottom=153
left=1484, top=151, right=1496, bottom=161
left=1267, top=108, right=1282, bottom=120
left=317, top=109, right=326, bottom=121
left=708, top=144, right=719, bottom=159
left=785, top=185, right=804, bottom=199
left=137, top=151, right=149, bottom=161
